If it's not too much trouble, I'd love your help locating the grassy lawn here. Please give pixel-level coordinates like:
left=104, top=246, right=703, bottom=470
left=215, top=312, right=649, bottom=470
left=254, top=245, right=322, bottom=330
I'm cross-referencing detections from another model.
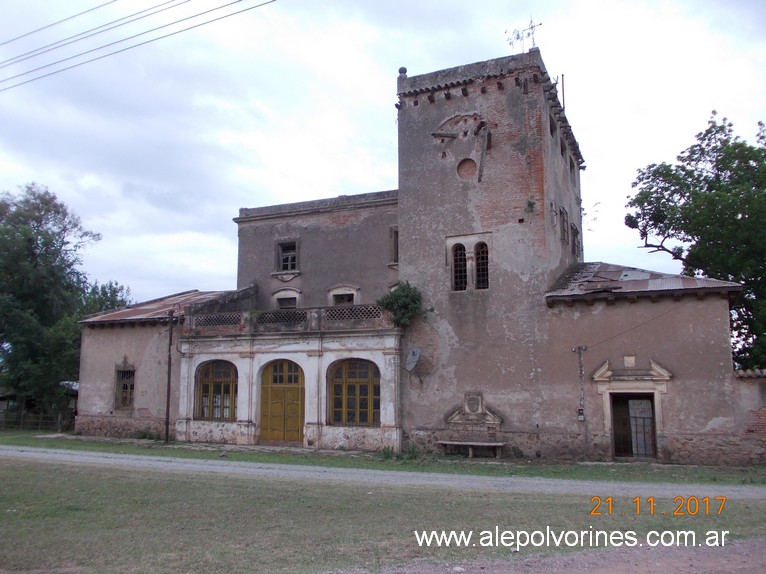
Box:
left=1, top=430, right=765, bottom=484
left=1, top=458, right=765, bottom=574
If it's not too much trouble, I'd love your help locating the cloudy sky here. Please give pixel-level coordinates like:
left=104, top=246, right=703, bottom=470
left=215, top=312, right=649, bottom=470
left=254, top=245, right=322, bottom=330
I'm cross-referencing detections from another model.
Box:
left=1, top=0, right=764, bottom=303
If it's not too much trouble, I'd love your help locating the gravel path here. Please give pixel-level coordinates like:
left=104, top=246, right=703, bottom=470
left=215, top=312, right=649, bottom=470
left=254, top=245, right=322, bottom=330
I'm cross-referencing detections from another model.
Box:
left=2, top=445, right=765, bottom=573
left=2, top=445, right=765, bottom=500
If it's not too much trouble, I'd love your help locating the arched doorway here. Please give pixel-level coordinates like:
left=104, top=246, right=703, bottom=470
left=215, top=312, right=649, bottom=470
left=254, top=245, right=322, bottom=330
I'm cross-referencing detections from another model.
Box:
left=261, top=360, right=304, bottom=442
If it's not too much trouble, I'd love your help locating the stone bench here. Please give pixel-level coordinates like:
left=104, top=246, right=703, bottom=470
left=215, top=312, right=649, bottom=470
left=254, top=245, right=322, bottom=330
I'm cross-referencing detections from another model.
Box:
left=438, top=439, right=506, bottom=459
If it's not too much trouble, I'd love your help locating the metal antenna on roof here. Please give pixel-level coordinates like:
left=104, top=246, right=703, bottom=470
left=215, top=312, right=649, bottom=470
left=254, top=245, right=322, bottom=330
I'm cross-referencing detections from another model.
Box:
left=505, top=18, right=542, bottom=53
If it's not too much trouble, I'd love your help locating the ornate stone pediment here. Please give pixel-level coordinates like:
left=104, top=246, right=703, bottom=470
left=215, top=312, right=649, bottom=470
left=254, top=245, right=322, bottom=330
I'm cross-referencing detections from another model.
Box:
left=446, top=392, right=503, bottom=427
left=592, top=359, right=672, bottom=383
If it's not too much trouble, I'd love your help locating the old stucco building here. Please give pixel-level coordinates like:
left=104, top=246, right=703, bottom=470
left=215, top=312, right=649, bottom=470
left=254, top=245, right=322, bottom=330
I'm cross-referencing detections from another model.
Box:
left=77, top=48, right=765, bottom=464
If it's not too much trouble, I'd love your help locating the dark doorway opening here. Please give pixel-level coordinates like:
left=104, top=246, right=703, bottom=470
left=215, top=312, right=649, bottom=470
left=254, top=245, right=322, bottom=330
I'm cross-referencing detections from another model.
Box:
left=611, top=393, right=656, bottom=458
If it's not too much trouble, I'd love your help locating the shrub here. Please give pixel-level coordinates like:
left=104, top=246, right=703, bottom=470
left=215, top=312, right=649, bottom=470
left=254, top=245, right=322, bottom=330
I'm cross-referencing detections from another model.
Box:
left=376, top=282, right=426, bottom=328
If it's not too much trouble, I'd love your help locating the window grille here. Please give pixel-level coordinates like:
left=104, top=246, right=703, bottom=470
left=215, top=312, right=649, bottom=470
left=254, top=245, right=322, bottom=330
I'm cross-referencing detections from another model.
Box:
left=452, top=244, right=467, bottom=291
left=115, top=361, right=135, bottom=409
left=475, top=242, right=489, bottom=290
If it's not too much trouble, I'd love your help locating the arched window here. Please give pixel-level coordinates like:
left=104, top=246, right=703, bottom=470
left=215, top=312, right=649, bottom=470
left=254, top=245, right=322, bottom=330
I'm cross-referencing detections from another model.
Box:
left=452, top=244, right=467, bottom=291
left=330, top=359, right=380, bottom=427
left=475, top=242, right=489, bottom=290
left=195, top=361, right=237, bottom=421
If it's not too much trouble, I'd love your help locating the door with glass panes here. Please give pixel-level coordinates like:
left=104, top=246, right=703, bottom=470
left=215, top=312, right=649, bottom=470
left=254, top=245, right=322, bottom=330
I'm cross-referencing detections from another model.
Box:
left=261, top=360, right=304, bottom=442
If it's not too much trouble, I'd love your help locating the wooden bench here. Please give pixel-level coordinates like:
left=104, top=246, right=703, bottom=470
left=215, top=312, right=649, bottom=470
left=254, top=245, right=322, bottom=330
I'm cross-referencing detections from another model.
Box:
left=438, top=440, right=506, bottom=459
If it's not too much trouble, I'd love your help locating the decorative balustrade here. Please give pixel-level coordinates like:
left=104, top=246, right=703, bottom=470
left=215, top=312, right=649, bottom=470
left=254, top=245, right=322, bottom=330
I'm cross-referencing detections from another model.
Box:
left=185, top=305, right=393, bottom=336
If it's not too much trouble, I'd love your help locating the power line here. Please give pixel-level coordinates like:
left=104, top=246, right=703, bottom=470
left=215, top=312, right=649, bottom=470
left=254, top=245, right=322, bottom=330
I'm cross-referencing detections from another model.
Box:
left=0, top=0, right=119, bottom=47
left=0, top=0, right=278, bottom=93
left=0, top=0, right=191, bottom=70
left=1, top=0, right=247, bottom=83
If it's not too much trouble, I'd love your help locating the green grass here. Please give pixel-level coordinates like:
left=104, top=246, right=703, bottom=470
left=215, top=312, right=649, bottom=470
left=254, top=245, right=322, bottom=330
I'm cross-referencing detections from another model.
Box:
left=1, top=459, right=764, bottom=574
left=1, top=430, right=765, bottom=485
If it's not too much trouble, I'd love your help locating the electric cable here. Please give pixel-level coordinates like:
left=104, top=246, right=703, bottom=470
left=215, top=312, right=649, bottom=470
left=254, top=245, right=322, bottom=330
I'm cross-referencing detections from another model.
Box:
left=0, top=0, right=248, bottom=85
left=0, top=0, right=119, bottom=47
left=0, top=0, right=191, bottom=69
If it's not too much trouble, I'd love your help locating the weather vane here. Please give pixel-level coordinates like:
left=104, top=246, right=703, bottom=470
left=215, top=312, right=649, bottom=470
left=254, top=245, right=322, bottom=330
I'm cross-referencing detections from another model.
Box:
left=506, top=19, right=542, bottom=52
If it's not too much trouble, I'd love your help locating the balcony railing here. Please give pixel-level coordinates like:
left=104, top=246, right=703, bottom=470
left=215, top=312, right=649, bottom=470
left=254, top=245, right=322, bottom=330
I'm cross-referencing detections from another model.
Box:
left=184, top=305, right=395, bottom=336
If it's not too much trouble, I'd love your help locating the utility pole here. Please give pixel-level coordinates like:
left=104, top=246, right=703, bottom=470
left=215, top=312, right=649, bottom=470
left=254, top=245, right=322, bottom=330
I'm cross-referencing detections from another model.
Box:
left=572, top=345, right=588, bottom=458
left=164, top=309, right=175, bottom=443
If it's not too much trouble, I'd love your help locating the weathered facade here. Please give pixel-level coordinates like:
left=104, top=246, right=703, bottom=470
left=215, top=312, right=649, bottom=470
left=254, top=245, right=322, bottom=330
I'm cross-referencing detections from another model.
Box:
left=77, top=48, right=765, bottom=464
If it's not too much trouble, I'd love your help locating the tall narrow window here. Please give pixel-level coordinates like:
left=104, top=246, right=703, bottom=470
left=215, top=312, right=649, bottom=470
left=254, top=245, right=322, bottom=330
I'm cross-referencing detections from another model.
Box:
left=390, top=226, right=399, bottom=264
left=475, top=242, right=489, bottom=290
left=452, top=244, right=467, bottom=291
left=559, top=207, right=569, bottom=244
left=571, top=225, right=581, bottom=257
left=115, top=357, right=135, bottom=408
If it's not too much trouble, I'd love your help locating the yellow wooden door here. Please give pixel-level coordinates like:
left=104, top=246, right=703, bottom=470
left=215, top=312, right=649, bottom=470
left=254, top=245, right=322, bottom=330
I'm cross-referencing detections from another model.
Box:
left=261, top=360, right=304, bottom=442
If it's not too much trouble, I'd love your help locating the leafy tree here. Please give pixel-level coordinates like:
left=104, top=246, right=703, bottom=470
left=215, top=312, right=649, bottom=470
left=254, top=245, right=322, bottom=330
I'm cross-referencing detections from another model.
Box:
left=625, top=113, right=766, bottom=368
left=82, top=280, right=132, bottom=316
left=0, top=184, right=131, bottom=411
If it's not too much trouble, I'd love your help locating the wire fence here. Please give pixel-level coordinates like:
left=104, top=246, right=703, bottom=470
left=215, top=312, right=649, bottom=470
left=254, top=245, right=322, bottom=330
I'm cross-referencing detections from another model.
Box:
left=0, top=411, right=75, bottom=432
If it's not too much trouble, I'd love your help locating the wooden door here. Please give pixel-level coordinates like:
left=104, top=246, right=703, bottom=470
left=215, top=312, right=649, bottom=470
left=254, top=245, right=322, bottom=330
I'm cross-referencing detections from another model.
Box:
left=261, top=360, right=304, bottom=442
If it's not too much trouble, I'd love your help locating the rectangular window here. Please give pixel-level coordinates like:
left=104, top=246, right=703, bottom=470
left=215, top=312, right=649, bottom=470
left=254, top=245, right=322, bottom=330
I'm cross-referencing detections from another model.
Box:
left=277, top=297, right=297, bottom=309
left=278, top=241, right=297, bottom=271
left=333, top=293, right=355, bottom=306
left=115, top=364, right=135, bottom=408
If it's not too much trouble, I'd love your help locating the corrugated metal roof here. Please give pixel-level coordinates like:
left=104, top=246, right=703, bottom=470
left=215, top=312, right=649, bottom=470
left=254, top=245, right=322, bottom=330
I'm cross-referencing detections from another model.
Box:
left=546, top=262, right=742, bottom=302
left=81, top=290, right=229, bottom=325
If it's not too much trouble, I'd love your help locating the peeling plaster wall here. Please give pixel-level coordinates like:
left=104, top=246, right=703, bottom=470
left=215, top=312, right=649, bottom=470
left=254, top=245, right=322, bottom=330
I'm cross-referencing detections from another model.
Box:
left=235, top=192, right=398, bottom=307
left=396, top=51, right=585, bottom=456
left=76, top=322, right=182, bottom=439
left=544, top=296, right=750, bottom=463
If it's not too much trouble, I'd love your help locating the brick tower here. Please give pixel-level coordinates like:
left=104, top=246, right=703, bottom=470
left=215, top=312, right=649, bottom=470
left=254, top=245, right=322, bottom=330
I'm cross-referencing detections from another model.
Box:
left=395, top=48, right=585, bottom=450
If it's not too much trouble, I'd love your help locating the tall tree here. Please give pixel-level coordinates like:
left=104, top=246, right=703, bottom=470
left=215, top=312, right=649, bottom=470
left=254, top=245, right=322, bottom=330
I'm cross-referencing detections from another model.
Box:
left=82, top=280, right=132, bottom=316
left=625, top=113, right=766, bottom=368
left=0, top=184, right=130, bottom=411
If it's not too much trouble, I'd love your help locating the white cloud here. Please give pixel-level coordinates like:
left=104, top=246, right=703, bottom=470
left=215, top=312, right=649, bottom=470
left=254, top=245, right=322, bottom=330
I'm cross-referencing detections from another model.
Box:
left=0, top=0, right=763, bottom=300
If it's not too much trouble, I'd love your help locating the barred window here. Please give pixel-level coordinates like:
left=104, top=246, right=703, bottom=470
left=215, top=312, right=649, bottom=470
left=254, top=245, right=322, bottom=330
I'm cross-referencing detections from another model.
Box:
left=115, top=358, right=135, bottom=409
left=330, top=359, right=380, bottom=427
left=560, top=207, right=570, bottom=244
left=475, top=242, right=489, bottom=290
left=452, top=244, right=467, bottom=291
left=195, top=361, right=238, bottom=422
